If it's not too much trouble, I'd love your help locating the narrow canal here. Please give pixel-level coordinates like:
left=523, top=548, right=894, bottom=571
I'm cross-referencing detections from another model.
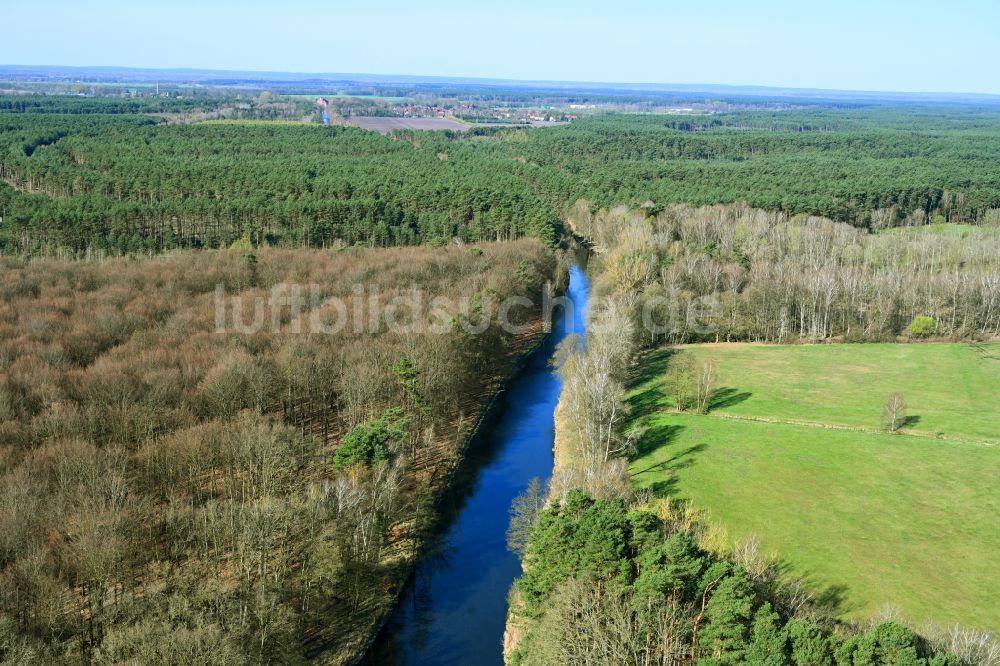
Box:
left=365, top=264, right=589, bottom=665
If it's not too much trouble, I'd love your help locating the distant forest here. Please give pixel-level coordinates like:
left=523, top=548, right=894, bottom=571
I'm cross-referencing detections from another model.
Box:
left=1, top=95, right=1000, bottom=255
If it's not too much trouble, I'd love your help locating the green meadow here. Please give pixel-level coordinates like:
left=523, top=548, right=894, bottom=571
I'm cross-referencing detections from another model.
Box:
left=628, top=343, right=1000, bottom=631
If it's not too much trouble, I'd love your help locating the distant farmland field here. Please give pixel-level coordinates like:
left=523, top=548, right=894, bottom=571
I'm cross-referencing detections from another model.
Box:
left=627, top=343, right=1000, bottom=632
left=346, top=116, right=469, bottom=134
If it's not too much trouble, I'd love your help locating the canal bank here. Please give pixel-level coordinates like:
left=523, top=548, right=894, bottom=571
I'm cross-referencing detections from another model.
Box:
left=363, top=263, right=590, bottom=665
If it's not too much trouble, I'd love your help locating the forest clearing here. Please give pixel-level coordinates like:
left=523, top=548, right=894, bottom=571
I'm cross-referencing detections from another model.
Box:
left=627, top=343, right=1000, bottom=632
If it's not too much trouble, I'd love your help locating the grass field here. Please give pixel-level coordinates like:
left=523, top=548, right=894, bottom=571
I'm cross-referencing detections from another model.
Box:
left=346, top=116, right=470, bottom=134
left=627, top=343, right=1000, bottom=631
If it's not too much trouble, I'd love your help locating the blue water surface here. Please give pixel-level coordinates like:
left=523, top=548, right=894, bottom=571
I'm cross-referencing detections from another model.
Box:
left=366, top=264, right=589, bottom=665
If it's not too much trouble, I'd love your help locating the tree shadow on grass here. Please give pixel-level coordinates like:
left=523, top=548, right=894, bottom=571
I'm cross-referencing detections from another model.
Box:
left=630, top=421, right=708, bottom=499
left=707, top=387, right=752, bottom=412
left=626, top=348, right=676, bottom=418
left=901, top=415, right=921, bottom=428
left=632, top=423, right=687, bottom=461
left=628, top=386, right=668, bottom=418
left=627, top=348, right=676, bottom=389
left=646, top=477, right=683, bottom=497
left=637, top=442, right=706, bottom=497
left=815, top=583, right=851, bottom=614
left=768, top=558, right=855, bottom=617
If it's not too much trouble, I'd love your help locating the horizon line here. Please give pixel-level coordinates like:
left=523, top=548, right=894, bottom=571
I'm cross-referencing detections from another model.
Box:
left=3, top=63, right=1000, bottom=101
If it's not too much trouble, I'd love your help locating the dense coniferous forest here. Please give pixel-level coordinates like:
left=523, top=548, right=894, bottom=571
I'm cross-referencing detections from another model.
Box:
left=0, top=95, right=224, bottom=115
left=2, top=97, right=1000, bottom=255
left=478, top=107, right=1000, bottom=225
left=508, top=489, right=972, bottom=666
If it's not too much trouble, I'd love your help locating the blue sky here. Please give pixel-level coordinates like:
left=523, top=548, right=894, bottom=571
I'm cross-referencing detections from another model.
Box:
left=2, top=0, right=999, bottom=94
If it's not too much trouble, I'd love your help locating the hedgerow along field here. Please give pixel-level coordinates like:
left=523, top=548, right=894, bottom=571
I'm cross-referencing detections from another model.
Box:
left=627, top=343, right=1000, bottom=632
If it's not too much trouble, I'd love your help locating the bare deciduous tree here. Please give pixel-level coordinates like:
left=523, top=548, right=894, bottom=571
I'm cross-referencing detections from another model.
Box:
left=882, top=392, right=907, bottom=432
left=507, top=477, right=546, bottom=557
left=694, top=359, right=716, bottom=414
left=666, top=355, right=715, bottom=414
